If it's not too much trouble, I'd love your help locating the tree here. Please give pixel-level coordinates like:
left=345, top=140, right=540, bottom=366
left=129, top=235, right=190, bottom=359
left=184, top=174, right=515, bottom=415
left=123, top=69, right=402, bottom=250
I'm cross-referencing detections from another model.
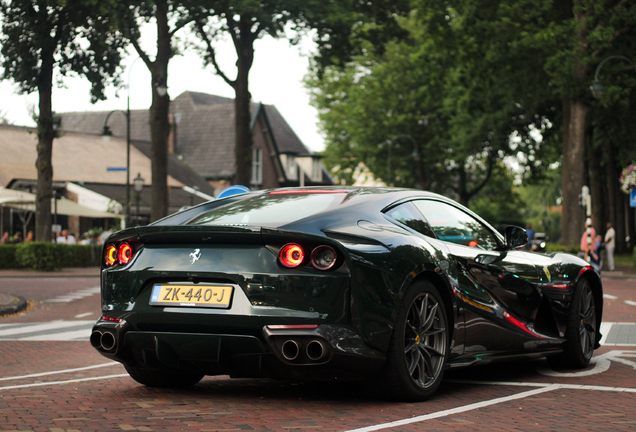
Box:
left=190, top=0, right=411, bottom=187
left=0, top=0, right=125, bottom=241
left=113, top=0, right=192, bottom=221
left=309, top=1, right=560, bottom=206
left=498, top=0, right=636, bottom=245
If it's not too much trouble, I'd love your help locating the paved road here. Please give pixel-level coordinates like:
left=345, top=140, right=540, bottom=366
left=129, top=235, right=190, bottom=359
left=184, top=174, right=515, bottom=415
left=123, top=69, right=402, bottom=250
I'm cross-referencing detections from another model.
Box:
left=0, top=273, right=634, bottom=431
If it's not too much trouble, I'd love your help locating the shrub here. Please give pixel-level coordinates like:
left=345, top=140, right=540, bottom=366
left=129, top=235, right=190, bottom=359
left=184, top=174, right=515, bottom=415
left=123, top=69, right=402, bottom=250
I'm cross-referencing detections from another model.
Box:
left=546, top=243, right=580, bottom=255
left=0, top=245, right=20, bottom=269
left=15, top=242, right=101, bottom=271
left=633, top=246, right=636, bottom=269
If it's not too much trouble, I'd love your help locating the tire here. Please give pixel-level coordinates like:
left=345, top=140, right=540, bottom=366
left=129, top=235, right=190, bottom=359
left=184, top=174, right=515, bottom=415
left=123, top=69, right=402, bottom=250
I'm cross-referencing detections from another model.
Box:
left=125, top=364, right=204, bottom=388
left=378, top=280, right=449, bottom=401
left=548, top=277, right=597, bottom=369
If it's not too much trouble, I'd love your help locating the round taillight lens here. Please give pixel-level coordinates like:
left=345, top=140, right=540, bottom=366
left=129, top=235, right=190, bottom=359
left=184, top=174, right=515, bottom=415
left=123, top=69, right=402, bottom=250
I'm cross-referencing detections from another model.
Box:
left=104, top=245, right=117, bottom=266
left=311, top=245, right=337, bottom=270
left=280, top=244, right=305, bottom=268
left=118, top=243, right=133, bottom=265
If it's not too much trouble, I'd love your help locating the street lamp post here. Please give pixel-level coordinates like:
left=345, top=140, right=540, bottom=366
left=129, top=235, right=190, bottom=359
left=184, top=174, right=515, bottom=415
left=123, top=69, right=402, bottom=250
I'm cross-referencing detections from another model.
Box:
left=133, top=172, right=145, bottom=225
left=590, top=55, right=636, bottom=99
left=101, top=109, right=131, bottom=226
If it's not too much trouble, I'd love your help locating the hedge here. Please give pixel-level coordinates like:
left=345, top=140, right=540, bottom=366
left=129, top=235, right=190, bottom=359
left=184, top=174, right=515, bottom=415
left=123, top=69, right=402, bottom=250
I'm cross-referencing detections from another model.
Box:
left=545, top=243, right=581, bottom=255
left=0, top=242, right=101, bottom=271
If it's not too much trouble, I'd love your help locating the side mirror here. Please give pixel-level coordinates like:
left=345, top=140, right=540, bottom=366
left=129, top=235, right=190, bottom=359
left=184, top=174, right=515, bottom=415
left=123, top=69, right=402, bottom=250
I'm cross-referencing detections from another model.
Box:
left=505, top=226, right=528, bottom=249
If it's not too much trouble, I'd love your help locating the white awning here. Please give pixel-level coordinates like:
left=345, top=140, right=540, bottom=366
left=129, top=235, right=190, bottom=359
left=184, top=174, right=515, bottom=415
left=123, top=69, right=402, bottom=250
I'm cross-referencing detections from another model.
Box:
left=0, top=187, right=122, bottom=219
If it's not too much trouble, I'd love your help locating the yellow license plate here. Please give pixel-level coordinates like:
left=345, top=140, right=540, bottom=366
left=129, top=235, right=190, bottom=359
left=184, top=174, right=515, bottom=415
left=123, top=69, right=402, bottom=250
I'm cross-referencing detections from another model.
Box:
left=150, top=284, right=233, bottom=308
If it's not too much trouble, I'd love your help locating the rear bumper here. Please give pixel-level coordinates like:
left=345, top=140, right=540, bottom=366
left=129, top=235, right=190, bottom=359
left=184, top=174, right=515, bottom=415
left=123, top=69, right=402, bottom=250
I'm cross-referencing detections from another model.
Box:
left=91, top=321, right=385, bottom=381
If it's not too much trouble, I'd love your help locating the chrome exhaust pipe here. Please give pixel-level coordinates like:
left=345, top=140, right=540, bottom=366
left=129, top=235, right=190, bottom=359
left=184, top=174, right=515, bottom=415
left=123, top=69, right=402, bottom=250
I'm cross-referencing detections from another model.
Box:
left=281, top=340, right=300, bottom=361
left=90, top=331, right=102, bottom=349
left=100, top=331, right=117, bottom=352
left=306, top=340, right=326, bottom=361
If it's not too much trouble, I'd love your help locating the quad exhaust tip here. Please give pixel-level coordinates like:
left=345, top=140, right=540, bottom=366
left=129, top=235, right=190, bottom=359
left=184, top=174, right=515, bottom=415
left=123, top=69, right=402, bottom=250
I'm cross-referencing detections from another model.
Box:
left=90, top=330, right=117, bottom=352
left=306, top=340, right=326, bottom=361
left=281, top=340, right=300, bottom=361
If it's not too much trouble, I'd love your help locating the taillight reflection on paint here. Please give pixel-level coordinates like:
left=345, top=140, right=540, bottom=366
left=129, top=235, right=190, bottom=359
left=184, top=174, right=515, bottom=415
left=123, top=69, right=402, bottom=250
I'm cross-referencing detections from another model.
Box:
left=311, top=245, right=337, bottom=270
left=280, top=244, right=305, bottom=268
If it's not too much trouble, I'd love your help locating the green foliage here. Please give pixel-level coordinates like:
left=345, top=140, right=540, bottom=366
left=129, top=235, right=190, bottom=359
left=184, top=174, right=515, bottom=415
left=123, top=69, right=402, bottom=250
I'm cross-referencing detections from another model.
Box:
left=0, top=245, right=19, bottom=269
left=0, top=0, right=126, bottom=102
left=309, top=0, right=563, bottom=205
left=546, top=243, right=580, bottom=255
left=14, top=242, right=101, bottom=271
left=633, top=246, right=636, bottom=269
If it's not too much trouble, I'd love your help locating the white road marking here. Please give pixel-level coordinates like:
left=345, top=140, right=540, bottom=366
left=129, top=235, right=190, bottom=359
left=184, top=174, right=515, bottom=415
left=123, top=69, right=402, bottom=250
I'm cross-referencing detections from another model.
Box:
left=0, top=321, right=94, bottom=337
left=0, top=362, right=120, bottom=381
left=0, top=374, right=129, bottom=391
left=19, top=328, right=92, bottom=341
left=625, top=300, right=636, bottom=306
left=74, top=312, right=94, bottom=318
left=604, top=294, right=618, bottom=299
left=347, top=379, right=636, bottom=432
left=45, top=286, right=100, bottom=303
left=345, top=385, right=561, bottom=432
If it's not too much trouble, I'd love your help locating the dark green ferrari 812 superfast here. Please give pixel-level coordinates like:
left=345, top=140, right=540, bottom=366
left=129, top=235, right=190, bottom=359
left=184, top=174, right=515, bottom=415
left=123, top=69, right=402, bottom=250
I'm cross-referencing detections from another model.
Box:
left=91, top=187, right=602, bottom=401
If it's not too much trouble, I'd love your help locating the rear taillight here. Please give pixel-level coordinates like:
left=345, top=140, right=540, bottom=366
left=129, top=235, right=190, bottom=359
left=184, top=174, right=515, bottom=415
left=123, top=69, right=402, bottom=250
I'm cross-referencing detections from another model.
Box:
left=280, top=243, right=305, bottom=268
left=279, top=243, right=340, bottom=271
left=104, top=241, right=138, bottom=267
left=311, top=245, right=337, bottom=270
left=104, top=245, right=117, bottom=266
left=118, top=243, right=133, bottom=265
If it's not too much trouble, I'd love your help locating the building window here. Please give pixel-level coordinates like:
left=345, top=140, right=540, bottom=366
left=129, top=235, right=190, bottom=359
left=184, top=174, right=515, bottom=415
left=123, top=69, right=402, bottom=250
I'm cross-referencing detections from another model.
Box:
left=251, top=148, right=263, bottom=187
left=312, top=158, right=322, bottom=182
left=286, top=155, right=297, bottom=180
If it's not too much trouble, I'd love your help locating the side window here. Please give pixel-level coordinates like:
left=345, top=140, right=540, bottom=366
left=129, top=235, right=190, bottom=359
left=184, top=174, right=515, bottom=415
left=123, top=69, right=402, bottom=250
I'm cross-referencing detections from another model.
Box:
left=412, top=200, right=499, bottom=250
left=385, top=202, right=437, bottom=238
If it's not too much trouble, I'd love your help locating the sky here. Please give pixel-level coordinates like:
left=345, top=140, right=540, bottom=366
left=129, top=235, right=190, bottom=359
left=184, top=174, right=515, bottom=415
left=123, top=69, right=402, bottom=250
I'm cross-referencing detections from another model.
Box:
left=0, top=27, right=326, bottom=153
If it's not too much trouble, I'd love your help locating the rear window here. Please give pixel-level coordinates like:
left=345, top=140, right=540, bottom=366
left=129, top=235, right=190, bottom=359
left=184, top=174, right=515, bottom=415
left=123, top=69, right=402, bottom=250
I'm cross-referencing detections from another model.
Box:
left=187, top=192, right=345, bottom=227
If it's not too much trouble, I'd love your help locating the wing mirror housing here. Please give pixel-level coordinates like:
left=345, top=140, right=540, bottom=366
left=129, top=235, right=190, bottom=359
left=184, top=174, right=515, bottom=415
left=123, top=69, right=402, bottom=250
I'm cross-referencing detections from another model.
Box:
left=505, top=226, right=528, bottom=250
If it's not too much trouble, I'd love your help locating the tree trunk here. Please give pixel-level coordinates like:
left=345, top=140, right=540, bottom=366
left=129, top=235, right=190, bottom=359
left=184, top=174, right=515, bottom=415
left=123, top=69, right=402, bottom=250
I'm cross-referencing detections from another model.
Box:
left=149, top=0, right=171, bottom=222
left=560, top=97, right=588, bottom=246
left=35, top=52, right=55, bottom=242
left=232, top=17, right=255, bottom=187
left=588, top=131, right=604, bottom=238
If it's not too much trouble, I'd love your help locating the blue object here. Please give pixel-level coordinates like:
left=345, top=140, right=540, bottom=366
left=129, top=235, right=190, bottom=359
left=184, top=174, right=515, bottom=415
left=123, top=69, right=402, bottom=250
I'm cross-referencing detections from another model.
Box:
left=631, top=189, right=636, bottom=208
left=216, top=185, right=250, bottom=199
left=107, top=167, right=127, bottom=172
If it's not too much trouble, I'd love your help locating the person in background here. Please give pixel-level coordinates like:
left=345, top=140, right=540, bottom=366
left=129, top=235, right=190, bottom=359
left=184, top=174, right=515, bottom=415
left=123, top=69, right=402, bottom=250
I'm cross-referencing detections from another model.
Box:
left=580, top=221, right=596, bottom=257
left=0, top=232, right=8, bottom=244
left=25, top=231, right=34, bottom=242
left=586, top=235, right=603, bottom=272
left=11, top=232, right=23, bottom=244
left=604, top=222, right=616, bottom=272
left=56, top=229, right=77, bottom=244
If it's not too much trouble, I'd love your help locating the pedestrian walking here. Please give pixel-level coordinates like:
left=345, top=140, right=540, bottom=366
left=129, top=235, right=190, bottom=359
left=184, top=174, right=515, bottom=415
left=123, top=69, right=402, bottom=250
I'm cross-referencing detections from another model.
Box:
left=604, top=222, right=616, bottom=271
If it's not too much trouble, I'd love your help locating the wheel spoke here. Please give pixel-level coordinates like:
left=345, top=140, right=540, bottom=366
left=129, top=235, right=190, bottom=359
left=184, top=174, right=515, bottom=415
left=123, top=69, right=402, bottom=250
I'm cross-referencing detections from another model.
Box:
left=421, top=343, right=444, bottom=358
left=417, top=294, right=429, bottom=327
left=408, top=349, right=421, bottom=375
left=404, top=340, right=418, bottom=355
left=421, top=303, right=439, bottom=333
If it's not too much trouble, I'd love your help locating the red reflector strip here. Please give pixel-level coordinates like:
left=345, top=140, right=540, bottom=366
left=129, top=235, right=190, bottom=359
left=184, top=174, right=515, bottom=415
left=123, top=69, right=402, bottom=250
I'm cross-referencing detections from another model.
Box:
left=546, top=283, right=570, bottom=289
left=579, top=265, right=593, bottom=276
left=267, top=325, right=319, bottom=330
left=503, top=311, right=542, bottom=338
left=100, top=316, right=123, bottom=323
left=269, top=190, right=347, bottom=194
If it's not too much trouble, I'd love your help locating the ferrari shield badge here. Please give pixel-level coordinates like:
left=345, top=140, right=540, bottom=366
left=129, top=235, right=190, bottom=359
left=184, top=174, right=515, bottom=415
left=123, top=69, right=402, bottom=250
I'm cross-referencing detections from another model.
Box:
left=189, top=248, right=201, bottom=264
left=543, top=267, right=551, bottom=282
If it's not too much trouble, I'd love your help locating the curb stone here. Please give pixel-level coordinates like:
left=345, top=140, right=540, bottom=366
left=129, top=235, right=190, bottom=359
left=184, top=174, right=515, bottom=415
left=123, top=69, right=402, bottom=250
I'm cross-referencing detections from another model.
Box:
left=0, top=293, right=28, bottom=317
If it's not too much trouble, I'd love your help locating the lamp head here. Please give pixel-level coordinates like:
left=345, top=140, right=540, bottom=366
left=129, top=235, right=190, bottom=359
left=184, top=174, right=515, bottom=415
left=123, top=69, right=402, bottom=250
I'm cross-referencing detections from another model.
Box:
left=133, top=172, right=145, bottom=192
left=590, top=80, right=604, bottom=99
left=101, top=125, right=113, bottom=142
